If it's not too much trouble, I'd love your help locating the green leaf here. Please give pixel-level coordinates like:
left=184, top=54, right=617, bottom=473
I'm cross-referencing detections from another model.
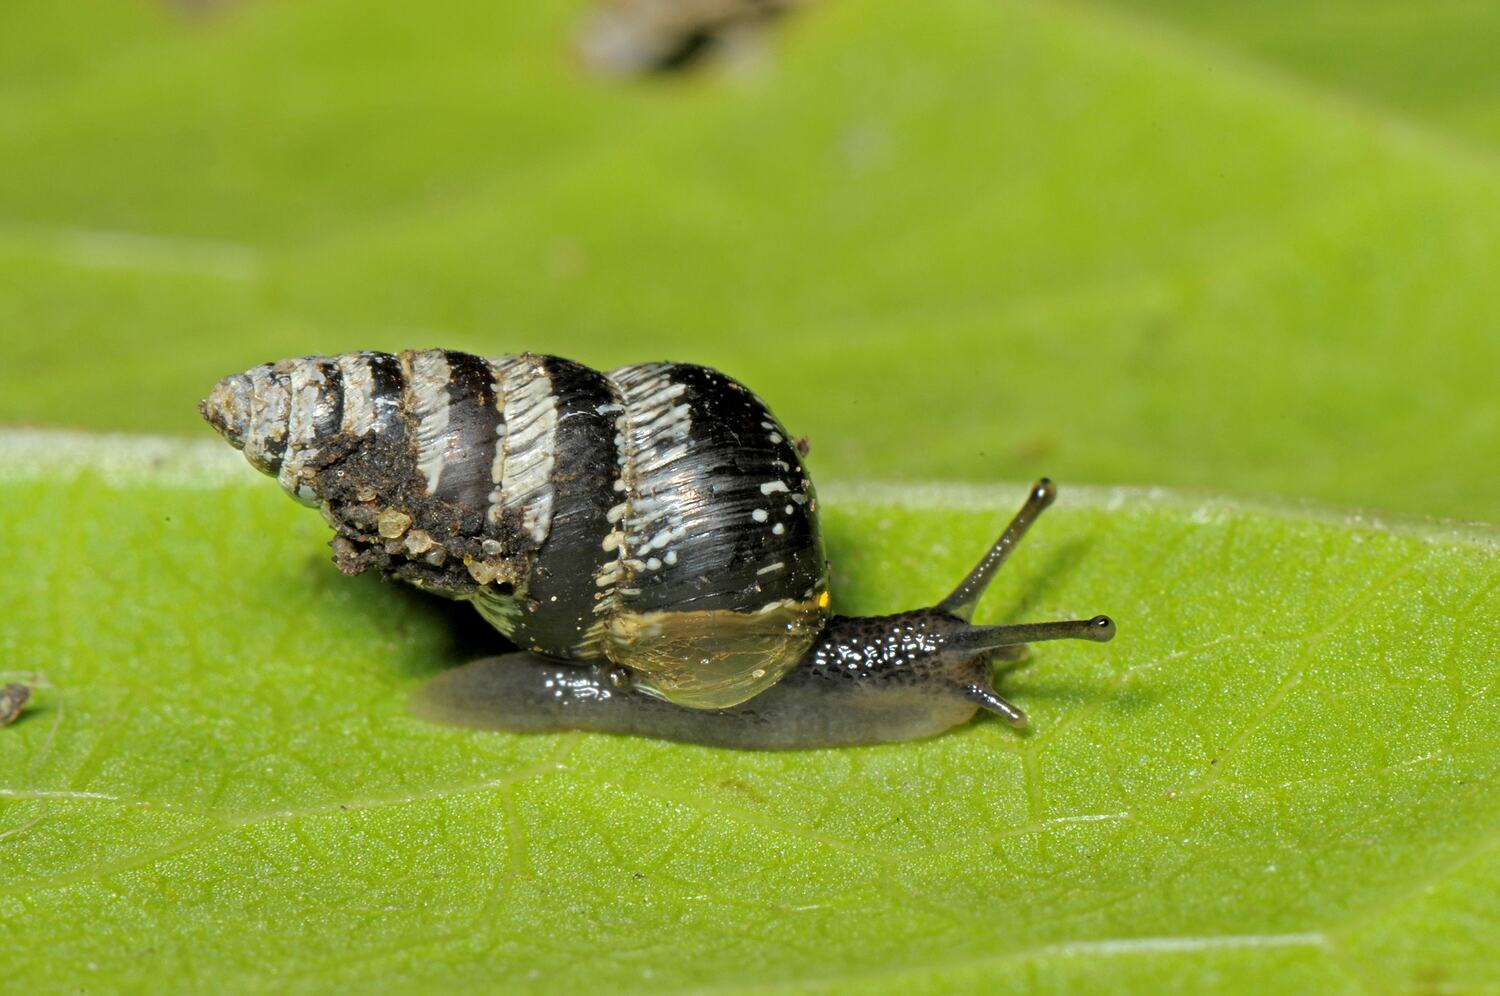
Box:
left=3, top=432, right=1497, bottom=993
left=1103, top=0, right=1500, bottom=152
left=2, top=0, right=1500, bottom=521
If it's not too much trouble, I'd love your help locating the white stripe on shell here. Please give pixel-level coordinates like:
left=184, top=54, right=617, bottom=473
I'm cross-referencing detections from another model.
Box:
left=488, top=356, right=557, bottom=545
left=336, top=353, right=376, bottom=437
left=486, top=358, right=512, bottom=502
left=277, top=357, right=329, bottom=498
left=406, top=350, right=453, bottom=494
left=592, top=364, right=694, bottom=611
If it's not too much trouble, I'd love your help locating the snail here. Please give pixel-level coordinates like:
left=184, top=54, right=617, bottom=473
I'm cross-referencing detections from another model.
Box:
left=201, top=350, right=1114, bottom=748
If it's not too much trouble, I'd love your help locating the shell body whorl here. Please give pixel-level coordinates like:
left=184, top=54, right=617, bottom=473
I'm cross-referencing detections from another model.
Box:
left=201, top=350, right=828, bottom=708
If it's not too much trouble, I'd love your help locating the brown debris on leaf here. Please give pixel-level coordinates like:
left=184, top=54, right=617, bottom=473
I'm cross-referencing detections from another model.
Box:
left=0, top=683, right=30, bottom=727
left=578, top=0, right=816, bottom=76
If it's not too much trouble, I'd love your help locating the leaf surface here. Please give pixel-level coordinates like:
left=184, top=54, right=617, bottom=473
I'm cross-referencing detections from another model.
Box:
left=2, top=432, right=1497, bottom=993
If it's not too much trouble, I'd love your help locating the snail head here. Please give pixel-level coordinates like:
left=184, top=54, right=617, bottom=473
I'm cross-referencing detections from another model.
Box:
left=805, top=480, right=1115, bottom=731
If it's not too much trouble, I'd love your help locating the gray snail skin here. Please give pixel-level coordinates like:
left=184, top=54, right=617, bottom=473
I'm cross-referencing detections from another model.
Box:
left=202, top=350, right=1114, bottom=748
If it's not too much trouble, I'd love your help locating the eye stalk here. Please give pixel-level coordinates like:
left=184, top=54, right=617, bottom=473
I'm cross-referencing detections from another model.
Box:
left=948, top=614, right=1117, bottom=654
left=937, top=477, right=1058, bottom=622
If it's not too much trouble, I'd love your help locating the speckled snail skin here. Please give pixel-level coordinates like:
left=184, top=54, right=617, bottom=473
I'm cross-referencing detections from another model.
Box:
left=201, top=350, right=1115, bottom=749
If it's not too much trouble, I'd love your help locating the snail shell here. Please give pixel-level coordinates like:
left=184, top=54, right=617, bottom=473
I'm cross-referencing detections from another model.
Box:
left=201, top=350, right=828, bottom=709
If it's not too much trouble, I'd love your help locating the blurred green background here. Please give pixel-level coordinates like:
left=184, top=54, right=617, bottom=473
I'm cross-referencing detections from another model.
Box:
left=3, top=0, right=1498, bottom=522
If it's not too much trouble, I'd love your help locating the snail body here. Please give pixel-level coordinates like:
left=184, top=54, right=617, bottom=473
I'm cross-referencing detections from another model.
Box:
left=202, top=350, right=1114, bottom=748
